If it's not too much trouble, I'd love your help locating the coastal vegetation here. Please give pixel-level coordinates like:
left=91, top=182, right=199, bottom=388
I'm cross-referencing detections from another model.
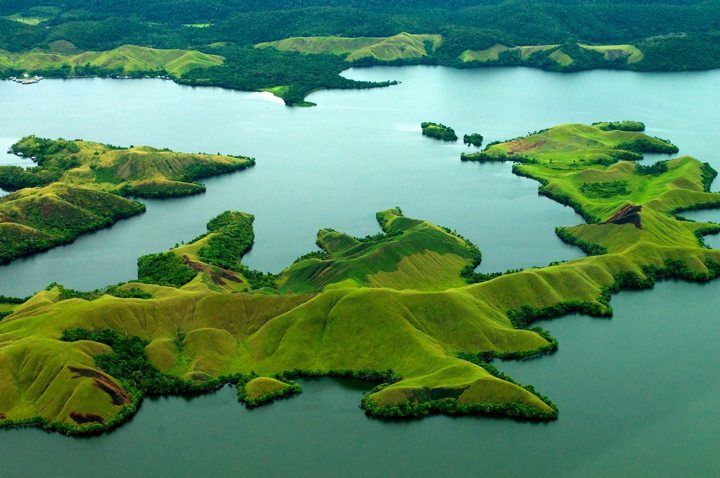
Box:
left=2, top=121, right=720, bottom=434
left=239, top=377, right=302, bottom=407
left=3, top=1, right=720, bottom=105
left=421, top=122, right=458, bottom=142
left=0, top=136, right=254, bottom=263
left=593, top=120, right=645, bottom=132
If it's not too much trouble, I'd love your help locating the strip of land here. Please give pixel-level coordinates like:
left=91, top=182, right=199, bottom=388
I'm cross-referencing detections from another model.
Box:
left=4, top=0, right=720, bottom=105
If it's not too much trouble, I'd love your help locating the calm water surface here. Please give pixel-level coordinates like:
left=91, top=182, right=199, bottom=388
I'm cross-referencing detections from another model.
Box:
left=3, top=67, right=720, bottom=476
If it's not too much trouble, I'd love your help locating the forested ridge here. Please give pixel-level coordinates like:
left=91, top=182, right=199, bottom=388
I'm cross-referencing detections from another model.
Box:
left=2, top=1, right=719, bottom=104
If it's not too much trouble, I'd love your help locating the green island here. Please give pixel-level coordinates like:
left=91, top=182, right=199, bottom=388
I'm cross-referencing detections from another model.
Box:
left=2, top=1, right=720, bottom=105
left=1, top=120, right=720, bottom=435
left=421, top=122, right=458, bottom=142
left=0, top=136, right=254, bottom=263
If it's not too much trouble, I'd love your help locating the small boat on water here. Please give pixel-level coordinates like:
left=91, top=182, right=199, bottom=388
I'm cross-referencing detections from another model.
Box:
left=9, top=74, right=43, bottom=85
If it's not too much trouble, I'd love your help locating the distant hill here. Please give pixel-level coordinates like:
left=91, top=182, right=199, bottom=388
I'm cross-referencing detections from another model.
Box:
left=0, top=44, right=223, bottom=77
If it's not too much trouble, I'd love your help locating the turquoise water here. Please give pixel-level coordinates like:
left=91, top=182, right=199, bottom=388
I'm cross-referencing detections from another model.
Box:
left=2, top=66, right=720, bottom=477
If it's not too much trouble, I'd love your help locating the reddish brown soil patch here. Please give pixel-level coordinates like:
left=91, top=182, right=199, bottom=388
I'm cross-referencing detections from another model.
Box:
left=183, top=255, right=240, bottom=286
left=508, top=140, right=546, bottom=154
left=68, top=366, right=131, bottom=406
left=0, top=412, right=6, bottom=420
left=70, top=412, right=105, bottom=425
left=605, top=204, right=642, bottom=229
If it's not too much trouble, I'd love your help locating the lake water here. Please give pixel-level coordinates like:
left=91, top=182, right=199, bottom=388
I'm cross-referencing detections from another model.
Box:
left=4, top=66, right=720, bottom=297
left=3, top=66, right=720, bottom=476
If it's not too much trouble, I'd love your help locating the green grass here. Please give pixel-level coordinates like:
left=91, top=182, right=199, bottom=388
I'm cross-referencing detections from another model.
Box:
left=549, top=49, right=574, bottom=66
left=459, top=44, right=512, bottom=62
left=4, top=14, right=47, bottom=26
left=0, top=45, right=224, bottom=77
left=261, top=86, right=290, bottom=99
left=256, top=33, right=442, bottom=62
left=3, top=122, right=720, bottom=433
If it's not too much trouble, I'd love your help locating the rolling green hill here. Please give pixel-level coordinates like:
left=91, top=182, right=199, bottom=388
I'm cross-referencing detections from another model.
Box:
left=2, top=121, right=720, bottom=435
left=460, top=43, right=644, bottom=68
left=0, top=209, right=557, bottom=433
left=0, top=136, right=254, bottom=263
left=256, top=33, right=442, bottom=62
left=0, top=44, right=224, bottom=77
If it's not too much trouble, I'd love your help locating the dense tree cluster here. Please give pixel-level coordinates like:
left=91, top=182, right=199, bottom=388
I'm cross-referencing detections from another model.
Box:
left=463, top=133, right=483, bottom=147
left=137, top=252, right=197, bottom=287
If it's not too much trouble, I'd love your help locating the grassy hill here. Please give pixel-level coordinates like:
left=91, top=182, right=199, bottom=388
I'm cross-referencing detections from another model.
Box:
left=256, top=33, right=442, bottom=62
left=259, top=35, right=646, bottom=72
left=0, top=136, right=254, bottom=262
left=278, top=208, right=479, bottom=293
left=460, top=42, right=644, bottom=69
left=0, top=44, right=224, bottom=77
left=2, top=121, right=720, bottom=434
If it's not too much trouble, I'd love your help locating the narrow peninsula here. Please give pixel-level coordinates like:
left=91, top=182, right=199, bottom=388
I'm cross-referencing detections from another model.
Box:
left=0, top=136, right=254, bottom=263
